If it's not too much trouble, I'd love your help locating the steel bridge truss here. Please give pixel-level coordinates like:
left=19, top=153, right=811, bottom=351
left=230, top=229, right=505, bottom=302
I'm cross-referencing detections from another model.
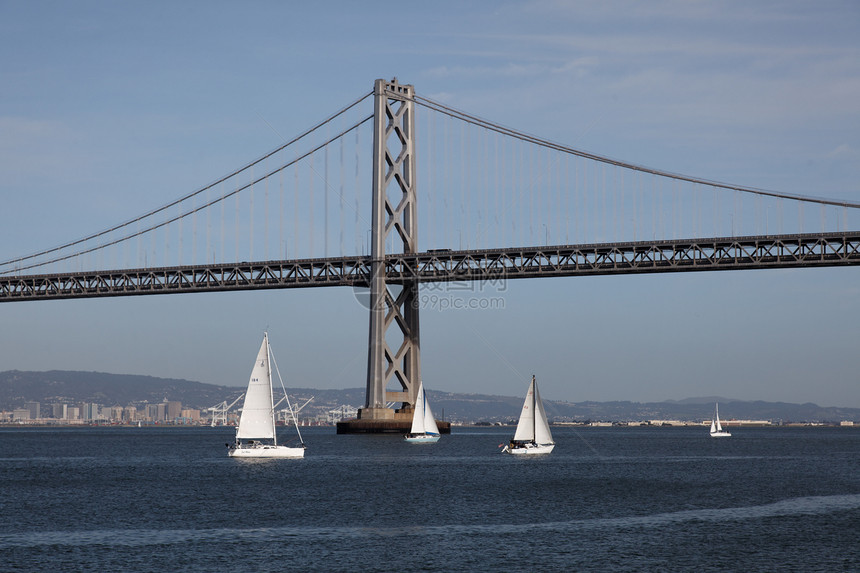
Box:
left=3, top=232, right=859, bottom=300
left=364, top=78, right=421, bottom=419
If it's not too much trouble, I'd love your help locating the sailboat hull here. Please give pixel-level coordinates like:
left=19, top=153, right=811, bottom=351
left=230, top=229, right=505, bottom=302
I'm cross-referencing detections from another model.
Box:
left=505, top=376, right=555, bottom=455
left=404, top=433, right=440, bottom=443
left=228, top=444, right=305, bottom=458
left=709, top=402, right=731, bottom=438
left=229, top=334, right=306, bottom=458
left=507, top=442, right=555, bottom=455
left=405, top=381, right=441, bottom=444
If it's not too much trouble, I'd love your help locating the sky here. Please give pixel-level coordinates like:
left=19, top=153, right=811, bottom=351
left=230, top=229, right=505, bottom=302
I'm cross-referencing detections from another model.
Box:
left=1, top=1, right=859, bottom=408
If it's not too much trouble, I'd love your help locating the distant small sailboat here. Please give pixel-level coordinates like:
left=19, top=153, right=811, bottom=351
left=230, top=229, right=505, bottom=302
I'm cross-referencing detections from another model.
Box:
left=502, top=375, right=554, bottom=455
left=228, top=333, right=305, bottom=458
left=404, top=380, right=441, bottom=443
left=709, top=402, right=732, bottom=438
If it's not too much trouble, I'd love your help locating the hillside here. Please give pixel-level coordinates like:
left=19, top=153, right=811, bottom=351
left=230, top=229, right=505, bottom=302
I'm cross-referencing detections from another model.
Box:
left=2, top=370, right=858, bottom=423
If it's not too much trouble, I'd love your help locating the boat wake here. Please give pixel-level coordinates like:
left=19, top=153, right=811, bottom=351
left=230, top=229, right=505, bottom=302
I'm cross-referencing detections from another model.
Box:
left=3, top=493, right=858, bottom=549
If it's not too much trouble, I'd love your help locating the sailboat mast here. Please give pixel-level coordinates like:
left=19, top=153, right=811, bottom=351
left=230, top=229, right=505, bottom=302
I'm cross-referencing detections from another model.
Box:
left=532, top=375, right=536, bottom=444
left=266, top=333, right=277, bottom=446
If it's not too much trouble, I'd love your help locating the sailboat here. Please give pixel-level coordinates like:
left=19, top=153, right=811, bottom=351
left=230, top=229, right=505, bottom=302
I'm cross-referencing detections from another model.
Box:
left=227, top=333, right=305, bottom=458
left=709, top=402, right=732, bottom=438
left=502, top=375, right=555, bottom=455
left=404, top=380, right=441, bottom=443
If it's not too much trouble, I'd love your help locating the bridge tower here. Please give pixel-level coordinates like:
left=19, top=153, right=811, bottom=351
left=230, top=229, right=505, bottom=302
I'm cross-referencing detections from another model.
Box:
left=352, top=78, right=424, bottom=429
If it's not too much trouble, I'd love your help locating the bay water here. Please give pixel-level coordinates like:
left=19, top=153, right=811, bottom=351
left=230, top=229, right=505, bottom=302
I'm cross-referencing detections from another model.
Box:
left=1, top=426, right=858, bottom=572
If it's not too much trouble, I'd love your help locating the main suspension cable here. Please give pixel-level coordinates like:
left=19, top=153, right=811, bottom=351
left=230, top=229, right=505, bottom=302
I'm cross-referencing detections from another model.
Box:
left=3, top=115, right=373, bottom=275
left=408, top=92, right=860, bottom=210
left=2, top=90, right=374, bottom=267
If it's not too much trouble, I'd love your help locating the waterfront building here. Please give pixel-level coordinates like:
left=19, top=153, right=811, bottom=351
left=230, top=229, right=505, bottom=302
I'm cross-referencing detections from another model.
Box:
left=167, top=401, right=182, bottom=421
left=144, top=403, right=158, bottom=421
left=81, top=403, right=99, bottom=421
left=25, top=402, right=40, bottom=420
left=180, top=409, right=200, bottom=422
left=13, top=408, right=30, bottom=421
left=52, top=403, right=67, bottom=419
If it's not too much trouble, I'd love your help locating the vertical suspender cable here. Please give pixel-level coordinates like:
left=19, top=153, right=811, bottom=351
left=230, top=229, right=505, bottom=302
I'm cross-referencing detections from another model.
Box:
left=340, top=134, right=344, bottom=257
left=496, top=132, right=501, bottom=248
left=621, top=169, right=625, bottom=243
left=355, top=124, right=361, bottom=256
left=431, top=112, right=438, bottom=248
left=279, top=169, right=284, bottom=258
left=544, top=147, right=550, bottom=245
left=672, top=179, right=677, bottom=240
left=481, top=128, right=486, bottom=249
left=250, top=166, right=254, bottom=261
left=558, top=151, right=563, bottom=244
left=602, top=163, right=607, bottom=242
left=467, top=122, right=472, bottom=249
left=463, top=122, right=468, bottom=249
left=165, top=208, right=170, bottom=266
left=428, top=109, right=434, bottom=249
left=294, top=162, right=299, bottom=259
left=564, top=154, right=569, bottom=243
left=658, top=177, right=663, bottom=240
left=612, top=166, right=617, bottom=242
left=178, top=202, right=183, bottom=266
left=713, top=186, right=718, bottom=238
left=738, top=190, right=743, bottom=236
left=444, top=114, right=449, bottom=248
left=518, top=140, right=523, bottom=246
left=324, top=133, right=329, bottom=258
left=528, top=145, right=534, bottom=246
left=191, top=189, right=197, bottom=265
left=798, top=202, right=803, bottom=234
left=235, top=183, right=240, bottom=262
left=583, top=159, right=589, bottom=244
left=309, top=152, right=314, bottom=258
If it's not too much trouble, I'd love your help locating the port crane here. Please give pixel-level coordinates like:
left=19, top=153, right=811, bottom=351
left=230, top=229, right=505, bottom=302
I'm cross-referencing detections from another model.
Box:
left=275, top=395, right=314, bottom=424
left=208, top=394, right=244, bottom=427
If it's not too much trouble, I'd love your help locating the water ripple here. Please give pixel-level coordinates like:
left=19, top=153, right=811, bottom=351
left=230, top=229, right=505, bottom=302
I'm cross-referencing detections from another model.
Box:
left=3, top=493, right=858, bottom=549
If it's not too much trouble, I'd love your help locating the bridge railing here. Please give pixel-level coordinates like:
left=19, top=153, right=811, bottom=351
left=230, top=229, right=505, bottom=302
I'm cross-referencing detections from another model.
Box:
left=3, top=231, right=858, bottom=302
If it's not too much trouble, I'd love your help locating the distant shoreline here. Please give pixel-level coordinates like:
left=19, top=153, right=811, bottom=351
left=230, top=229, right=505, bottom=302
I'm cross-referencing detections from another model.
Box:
left=1, top=421, right=855, bottom=429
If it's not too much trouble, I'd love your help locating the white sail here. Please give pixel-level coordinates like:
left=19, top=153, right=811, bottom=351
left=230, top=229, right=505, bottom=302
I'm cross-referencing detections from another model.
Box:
left=236, top=335, right=276, bottom=440
left=410, top=382, right=426, bottom=434
left=709, top=402, right=731, bottom=437
left=513, top=378, right=537, bottom=442
left=505, top=376, right=555, bottom=455
left=422, top=384, right=440, bottom=434
left=532, top=380, right=553, bottom=444
left=410, top=381, right=440, bottom=435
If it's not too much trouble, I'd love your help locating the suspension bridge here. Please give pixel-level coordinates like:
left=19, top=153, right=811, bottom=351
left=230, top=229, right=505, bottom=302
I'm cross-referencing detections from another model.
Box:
left=2, top=78, right=859, bottom=432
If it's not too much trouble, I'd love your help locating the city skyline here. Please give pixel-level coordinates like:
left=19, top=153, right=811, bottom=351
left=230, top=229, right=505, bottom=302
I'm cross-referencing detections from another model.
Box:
left=6, top=386, right=859, bottom=426
left=1, top=2, right=859, bottom=408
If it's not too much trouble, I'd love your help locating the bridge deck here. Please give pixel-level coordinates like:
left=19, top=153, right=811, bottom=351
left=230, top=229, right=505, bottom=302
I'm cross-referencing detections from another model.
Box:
left=2, top=232, right=859, bottom=301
